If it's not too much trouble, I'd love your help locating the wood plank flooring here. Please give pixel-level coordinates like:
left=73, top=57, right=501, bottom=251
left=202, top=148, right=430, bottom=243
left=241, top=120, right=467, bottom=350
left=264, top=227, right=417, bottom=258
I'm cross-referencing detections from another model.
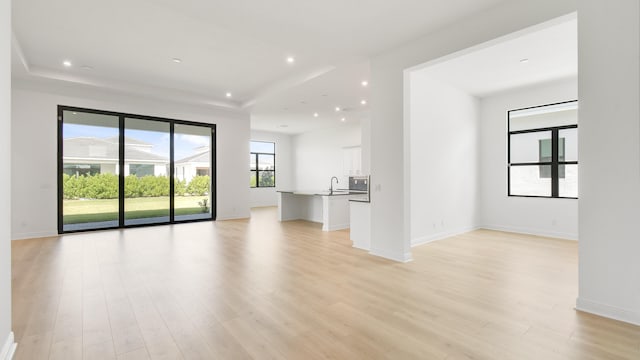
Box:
left=11, top=207, right=640, bottom=359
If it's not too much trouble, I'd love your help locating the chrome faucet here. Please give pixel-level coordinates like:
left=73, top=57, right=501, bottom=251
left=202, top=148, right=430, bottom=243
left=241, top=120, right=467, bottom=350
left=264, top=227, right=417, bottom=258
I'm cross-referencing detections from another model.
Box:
left=330, top=176, right=339, bottom=194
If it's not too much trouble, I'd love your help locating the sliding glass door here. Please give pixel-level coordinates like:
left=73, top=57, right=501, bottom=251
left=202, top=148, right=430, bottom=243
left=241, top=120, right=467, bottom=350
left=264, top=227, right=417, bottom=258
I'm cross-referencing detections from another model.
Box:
left=60, top=110, right=121, bottom=232
left=58, top=106, right=216, bottom=233
left=124, top=118, right=171, bottom=226
left=174, top=124, right=213, bottom=221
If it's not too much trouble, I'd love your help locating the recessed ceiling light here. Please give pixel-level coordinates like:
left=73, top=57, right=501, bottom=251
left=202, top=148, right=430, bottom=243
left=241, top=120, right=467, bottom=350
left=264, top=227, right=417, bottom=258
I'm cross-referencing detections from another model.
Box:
left=361, top=100, right=367, bottom=105
left=322, top=94, right=328, bottom=97
left=341, top=117, right=346, bottom=122
left=80, top=65, right=93, bottom=70
left=520, top=58, right=529, bottom=63
left=279, top=124, right=289, bottom=128
left=361, top=80, right=368, bottom=87
left=172, top=58, right=182, bottom=63
left=72, top=112, right=77, bottom=115
left=313, top=112, right=319, bottom=117
left=225, top=92, right=232, bottom=98
left=335, top=107, right=341, bottom=112
left=63, top=60, right=72, bottom=67
left=286, top=56, right=295, bottom=64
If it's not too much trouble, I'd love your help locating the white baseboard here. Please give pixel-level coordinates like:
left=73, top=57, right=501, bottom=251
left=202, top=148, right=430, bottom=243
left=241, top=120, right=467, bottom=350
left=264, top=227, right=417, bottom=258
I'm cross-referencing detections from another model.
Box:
left=323, top=223, right=349, bottom=231
left=12, top=230, right=58, bottom=241
left=481, top=224, right=578, bottom=241
left=249, top=203, right=277, bottom=209
left=369, top=247, right=412, bottom=263
left=411, top=225, right=577, bottom=248
left=352, top=244, right=370, bottom=251
left=0, top=332, right=16, bottom=360
left=576, top=297, right=640, bottom=326
left=411, top=226, right=480, bottom=247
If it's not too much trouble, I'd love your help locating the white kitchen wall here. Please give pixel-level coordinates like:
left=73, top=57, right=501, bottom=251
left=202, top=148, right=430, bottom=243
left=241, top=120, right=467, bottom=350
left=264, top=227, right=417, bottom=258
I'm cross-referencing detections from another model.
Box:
left=249, top=130, right=293, bottom=207
left=291, top=123, right=361, bottom=191
left=370, top=0, right=577, bottom=262
left=0, top=0, right=14, bottom=355
left=577, top=0, right=640, bottom=325
left=11, top=79, right=251, bottom=240
left=480, top=78, right=578, bottom=239
left=409, top=73, right=479, bottom=246
left=360, top=117, right=371, bottom=175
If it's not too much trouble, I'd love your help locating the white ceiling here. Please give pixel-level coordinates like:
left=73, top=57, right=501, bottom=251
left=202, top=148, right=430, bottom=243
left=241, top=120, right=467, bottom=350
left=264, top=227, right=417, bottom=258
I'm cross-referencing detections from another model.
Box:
left=250, top=62, right=371, bottom=134
left=13, top=1, right=577, bottom=134
left=413, top=17, right=577, bottom=98
left=12, top=0, right=507, bottom=131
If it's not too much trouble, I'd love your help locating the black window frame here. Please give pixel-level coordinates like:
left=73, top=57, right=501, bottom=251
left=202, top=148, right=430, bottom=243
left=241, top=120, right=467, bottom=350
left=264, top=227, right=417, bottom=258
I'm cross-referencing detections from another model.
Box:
left=57, top=105, right=217, bottom=234
left=507, top=100, right=578, bottom=199
left=250, top=141, right=276, bottom=188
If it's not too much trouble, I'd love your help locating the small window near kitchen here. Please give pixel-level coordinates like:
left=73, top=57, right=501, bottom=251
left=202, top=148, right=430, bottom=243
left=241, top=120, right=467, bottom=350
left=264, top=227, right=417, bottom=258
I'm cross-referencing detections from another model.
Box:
left=508, top=100, right=578, bottom=198
left=250, top=141, right=275, bottom=188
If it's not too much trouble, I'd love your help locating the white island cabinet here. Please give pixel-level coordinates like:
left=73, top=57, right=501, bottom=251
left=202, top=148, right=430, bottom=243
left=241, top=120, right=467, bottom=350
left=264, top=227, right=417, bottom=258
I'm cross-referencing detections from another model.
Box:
left=278, top=191, right=367, bottom=231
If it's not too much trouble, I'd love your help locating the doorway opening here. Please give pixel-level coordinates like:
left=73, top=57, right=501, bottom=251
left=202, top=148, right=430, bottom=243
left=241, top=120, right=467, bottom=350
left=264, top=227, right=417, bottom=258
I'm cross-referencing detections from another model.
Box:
left=404, top=14, right=578, bottom=247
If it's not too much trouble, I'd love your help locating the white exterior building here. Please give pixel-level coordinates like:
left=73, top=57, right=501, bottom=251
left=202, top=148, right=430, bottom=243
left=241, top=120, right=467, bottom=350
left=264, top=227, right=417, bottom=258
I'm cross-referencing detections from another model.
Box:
left=175, top=147, right=211, bottom=183
left=63, top=136, right=169, bottom=177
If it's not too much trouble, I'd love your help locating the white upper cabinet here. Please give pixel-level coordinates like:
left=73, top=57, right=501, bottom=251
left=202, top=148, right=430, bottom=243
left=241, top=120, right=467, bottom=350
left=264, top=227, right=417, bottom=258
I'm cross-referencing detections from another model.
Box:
left=343, top=146, right=362, bottom=176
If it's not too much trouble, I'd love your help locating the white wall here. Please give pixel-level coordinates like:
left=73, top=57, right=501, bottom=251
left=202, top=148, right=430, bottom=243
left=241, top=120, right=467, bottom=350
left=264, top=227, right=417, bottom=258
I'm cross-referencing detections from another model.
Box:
left=291, top=124, right=361, bottom=191
left=0, top=0, right=14, bottom=355
left=11, top=79, right=251, bottom=239
left=480, top=78, right=579, bottom=239
left=249, top=130, right=293, bottom=207
left=409, top=73, right=479, bottom=246
left=577, top=0, right=640, bottom=325
left=369, top=0, right=577, bottom=262
left=360, top=117, right=371, bottom=175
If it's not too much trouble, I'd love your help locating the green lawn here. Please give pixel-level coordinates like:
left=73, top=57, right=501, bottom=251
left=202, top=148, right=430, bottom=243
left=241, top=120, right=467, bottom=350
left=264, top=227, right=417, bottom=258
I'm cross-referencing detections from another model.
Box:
left=63, top=196, right=210, bottom=224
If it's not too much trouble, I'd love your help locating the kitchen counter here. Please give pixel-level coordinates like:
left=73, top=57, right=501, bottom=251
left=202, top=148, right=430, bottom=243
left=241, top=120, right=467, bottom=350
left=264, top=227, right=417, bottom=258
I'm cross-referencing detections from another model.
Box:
left=277, top=190, right=366, bottom=231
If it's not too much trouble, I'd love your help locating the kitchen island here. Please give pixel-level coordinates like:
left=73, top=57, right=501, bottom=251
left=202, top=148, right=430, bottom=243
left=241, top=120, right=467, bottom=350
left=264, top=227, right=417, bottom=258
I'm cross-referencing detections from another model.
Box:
left=277, top=190, right=367, bottom=231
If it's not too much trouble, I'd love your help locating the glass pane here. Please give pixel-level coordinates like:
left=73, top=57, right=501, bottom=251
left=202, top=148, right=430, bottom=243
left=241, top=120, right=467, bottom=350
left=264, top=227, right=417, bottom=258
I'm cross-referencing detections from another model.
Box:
left=174, top=124, right=212, bottom=221
left=62, top=110, right=120, bottom=231
left=559, top=128, right=578, bottom=162
left=250, top=154, right=257, bottom=170
left=250, top=171, right=257, bottom=187
left=510, top=165, right=552, bottom=196
left=258, top=154, right=274, bottom=170
left=124, top=118, right=170, bottom=226
left=510, top=131, right=552, bottom=164
left=258, top=171, right=275, bottom=187
left=509, top=101, right=578, bottom=131
left=250, top=141, right=275, bottom=154
left=559, top=164, right=578, bottom=198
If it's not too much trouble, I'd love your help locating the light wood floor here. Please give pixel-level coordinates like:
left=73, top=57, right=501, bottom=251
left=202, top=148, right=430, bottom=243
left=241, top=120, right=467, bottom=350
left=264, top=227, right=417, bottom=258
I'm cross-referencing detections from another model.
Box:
left=11, top=207, right=640, bottom=359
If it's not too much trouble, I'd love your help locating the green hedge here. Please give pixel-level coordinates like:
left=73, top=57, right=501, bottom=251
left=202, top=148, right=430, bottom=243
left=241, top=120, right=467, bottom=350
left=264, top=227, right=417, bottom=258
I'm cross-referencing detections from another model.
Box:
left=186, top=175, right=210, bottom=196
left=63, top=173, right=118, bottom=199
left=124, top=175, right=169, bottom=197
left=63, top=173, right=210, bottom=200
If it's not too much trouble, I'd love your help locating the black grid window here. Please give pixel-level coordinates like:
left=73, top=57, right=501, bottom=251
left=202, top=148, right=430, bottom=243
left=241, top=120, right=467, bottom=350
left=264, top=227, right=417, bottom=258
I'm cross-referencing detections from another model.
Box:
left=508, top=100, right=578, bottom=199
left=250, top=141, right=275, bottom=188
